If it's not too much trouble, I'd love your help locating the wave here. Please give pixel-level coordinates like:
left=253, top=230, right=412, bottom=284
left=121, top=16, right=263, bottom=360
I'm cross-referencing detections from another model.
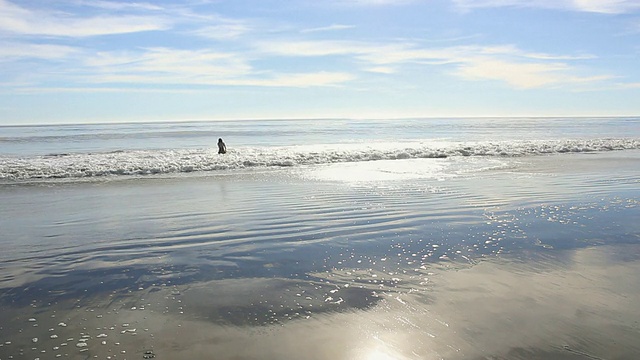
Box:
left=1, top=138, right=638, bottom=181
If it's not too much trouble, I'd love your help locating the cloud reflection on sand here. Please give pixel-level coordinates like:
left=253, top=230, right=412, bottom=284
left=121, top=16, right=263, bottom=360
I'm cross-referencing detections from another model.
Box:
left=3, top=245, right=637, bottom=360
left=161, top=244, right=640, bottom=360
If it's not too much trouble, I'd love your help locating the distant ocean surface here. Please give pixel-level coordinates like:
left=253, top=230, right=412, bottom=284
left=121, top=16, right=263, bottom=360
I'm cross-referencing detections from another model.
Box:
left=1, top=117, right=639, bottom=182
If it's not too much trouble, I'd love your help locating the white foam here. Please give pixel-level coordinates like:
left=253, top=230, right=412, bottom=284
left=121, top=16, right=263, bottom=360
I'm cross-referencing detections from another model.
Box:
left=0, top=138, right=638, bottom=181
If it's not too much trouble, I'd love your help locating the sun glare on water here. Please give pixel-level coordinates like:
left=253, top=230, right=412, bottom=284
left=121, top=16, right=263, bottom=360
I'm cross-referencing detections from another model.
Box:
left=358, top=339, right=416, bottom=360
left=365, top=349, right=402, bottom=360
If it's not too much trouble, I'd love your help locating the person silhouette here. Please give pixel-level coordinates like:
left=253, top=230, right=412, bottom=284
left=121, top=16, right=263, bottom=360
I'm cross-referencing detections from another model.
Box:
left=217, top=138, right=227, bottom=154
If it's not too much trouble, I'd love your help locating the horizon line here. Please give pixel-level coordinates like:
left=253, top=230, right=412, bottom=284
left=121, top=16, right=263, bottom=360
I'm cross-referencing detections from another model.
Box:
left=1, top=114, right=639, bottom=127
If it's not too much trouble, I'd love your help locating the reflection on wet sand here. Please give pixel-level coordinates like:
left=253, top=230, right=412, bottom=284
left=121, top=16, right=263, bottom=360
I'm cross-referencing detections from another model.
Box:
left=2, top=244, right=639, bottom=360
left=1, top=153, right=639, bottom=359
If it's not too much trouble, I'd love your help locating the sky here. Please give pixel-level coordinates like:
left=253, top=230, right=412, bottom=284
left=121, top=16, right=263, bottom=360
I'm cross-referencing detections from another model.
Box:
left=1, top=0, right=640, bottom=125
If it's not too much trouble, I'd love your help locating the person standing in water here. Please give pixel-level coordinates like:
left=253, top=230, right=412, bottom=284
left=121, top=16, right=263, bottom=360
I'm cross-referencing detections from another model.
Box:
left=217, top=138, right=227, bottom=154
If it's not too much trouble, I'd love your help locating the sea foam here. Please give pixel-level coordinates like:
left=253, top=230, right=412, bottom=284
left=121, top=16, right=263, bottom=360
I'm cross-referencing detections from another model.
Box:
left=0, top=138, right=638, bottom=181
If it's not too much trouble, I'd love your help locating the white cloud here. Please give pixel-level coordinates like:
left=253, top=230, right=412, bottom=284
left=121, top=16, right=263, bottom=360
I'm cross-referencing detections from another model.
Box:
left=616, top=82, right=640, bottom=89
left=191, top=23, right=251, bottom=40
left=454, top=59, right=569, bottom=88
left=0, top=0, right=171, bottom=37
left=23, top=71, right=355, bottom=90
left=85, top=48, right=252, bottom=81
left=0, top=42, right=79, bottom=60
left=572, top=0, right=640, bottom=14
left=301, top=24, right=356, bottom=33
left=255, top=39, right=367, bottom=57
left=255, top=38, right=608, bottom=89
left=453, top=57, right=616, bottom=89
left=0, top=0, right=618, bottom=93
left=71, top=0, right=164, bottom=11
left=9, top=86, right=201, bottom=94
left=1, top=30, right=605, bottom=91
left=451, top=0, right=556, bottom=13
left=229, top=71, right=356, bottom=87
left=77, top=48, right=354, bottom=88
left=331, top=0, right=415, bottom=5
left=366, top=66, right=398, bottom=74
left=452, top=0, right=640, bottom=14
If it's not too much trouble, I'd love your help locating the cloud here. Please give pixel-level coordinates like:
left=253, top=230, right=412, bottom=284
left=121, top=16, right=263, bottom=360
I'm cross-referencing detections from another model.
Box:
left=255, top=38, right=608, bottom=89
left=369, top=44, right=607, bottom=89
left=20, top=72, right=356, bottom=90
left=8, top=86, right=202, bottom=95
left=572, top=0, right=640, bottom=14
left=229, top=71, right=356, bottom=87
left=366, top=66, right=398, bottom=74
left=70, top=0, right=164, bottom=11
left=616, top=82, right=640, bottom=89
left=454, top=59, right=569, bottom=88
left=191, top=23, right=251, bottom=40
left=84, top=48, right=253, bottom=81
left=1, top=30, right=606, bottom=92
left=301, top=24, right=356, bottom=34
left=0, top=42, right=79, bottom=60
left=452, top=0, right=640, bottom=14
left=0, top=0, right=171, bottom=37
left=255, top=39, right=374, bottom=57
left=331, top=0, right=415, bottom=5
left=76, top=47, right=354, bottom=88
left=0, top=0, right=617, bottom=93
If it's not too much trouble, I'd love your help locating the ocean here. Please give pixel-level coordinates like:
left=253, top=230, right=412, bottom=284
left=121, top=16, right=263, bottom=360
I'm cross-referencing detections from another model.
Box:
left=1, top=117, right=639, bottom=180
left=1, top=117, right=639, bottom=359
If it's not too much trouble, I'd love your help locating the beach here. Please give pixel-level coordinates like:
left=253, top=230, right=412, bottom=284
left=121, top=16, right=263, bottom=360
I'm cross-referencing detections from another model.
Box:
left=1, top=118, right=639, bottom=359
left=4, top=0, right=640, bottom=357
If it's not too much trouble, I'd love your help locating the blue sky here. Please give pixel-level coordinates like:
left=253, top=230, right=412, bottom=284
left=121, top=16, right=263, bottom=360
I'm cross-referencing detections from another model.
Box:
left=1, top=0, right=639, bottom=124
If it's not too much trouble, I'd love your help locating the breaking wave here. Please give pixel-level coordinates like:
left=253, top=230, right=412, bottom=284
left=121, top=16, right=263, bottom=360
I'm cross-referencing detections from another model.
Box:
left=1, top=138, right=638, bottom=181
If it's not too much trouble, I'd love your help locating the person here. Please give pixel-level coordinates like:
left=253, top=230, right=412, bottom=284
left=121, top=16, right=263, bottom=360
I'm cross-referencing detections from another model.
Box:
left=217, top=138, right=227, bottom=154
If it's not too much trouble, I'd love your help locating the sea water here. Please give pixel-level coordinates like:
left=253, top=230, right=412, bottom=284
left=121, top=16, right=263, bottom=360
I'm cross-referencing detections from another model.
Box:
left=1, top=117, right=638, bottom=181
left=1, top=117, right=639, bottom=359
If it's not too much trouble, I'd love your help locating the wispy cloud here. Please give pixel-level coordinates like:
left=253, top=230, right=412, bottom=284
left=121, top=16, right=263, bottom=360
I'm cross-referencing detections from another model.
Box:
left=616, top=82, right=640, bottom=89
left=452, top=0, right=640, bottom=14
left=301, top=24, right=356, bottom=33
left=454, top=59, right=589, bottom=89
left=0, top=42, right=79, bottom=60
left=365, top=66, right=397, bottom=74
left=0, top=0, right=172, bottom=37
left=572, top=0, right=640, bottom=14
left=226, top=71, right=356, bottom=88
left=254, top=39, right=372, bottom=57
left=191, top=22, right=251, bottom=40
left=71, top=47, right=353, bottom=88
left=332, top=0, right=415, bottom=5
left=19, top=72, right=356, bottom=90
left=7, top=86, right=201, bottom=95
left=255, top=38, right=608, bottom=89
left=84, top=48, right=253, bottom=82
left=0, top=0, right=627, bottom=95
left=71, top=0, right=165, bottom=11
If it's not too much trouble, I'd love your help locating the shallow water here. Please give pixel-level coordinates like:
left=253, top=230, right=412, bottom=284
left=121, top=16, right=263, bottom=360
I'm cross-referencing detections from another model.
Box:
left=1, top=150, right=639, bottom=359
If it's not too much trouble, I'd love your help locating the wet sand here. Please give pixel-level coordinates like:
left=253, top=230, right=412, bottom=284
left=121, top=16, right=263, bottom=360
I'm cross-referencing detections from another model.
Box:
left=1, top=151, right=639, bottom=359
left=1, top=245, right=639, bottom=359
